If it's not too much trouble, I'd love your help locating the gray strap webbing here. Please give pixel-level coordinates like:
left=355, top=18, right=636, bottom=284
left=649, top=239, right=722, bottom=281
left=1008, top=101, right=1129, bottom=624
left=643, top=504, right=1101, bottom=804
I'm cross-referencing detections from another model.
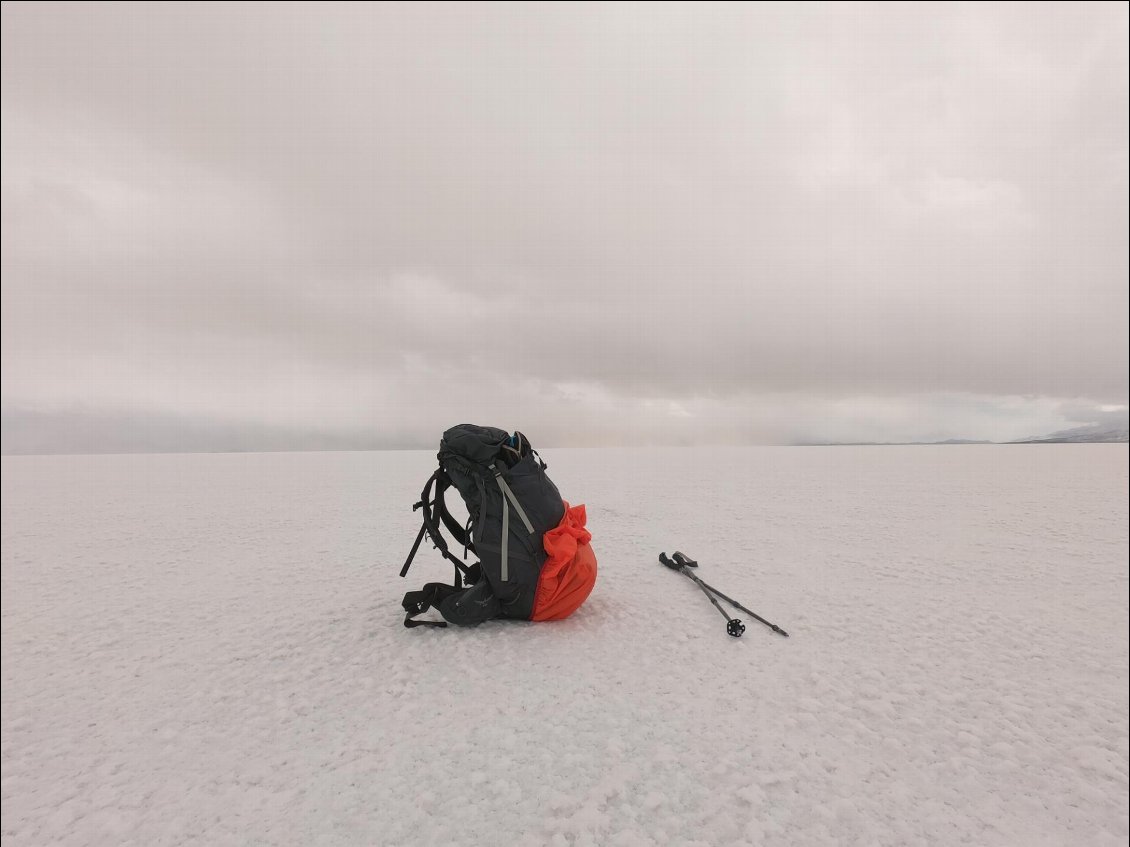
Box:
left=492, top=467, right=535, bottom=533
left=500, top=497, right=510, bottom=581
left=490, top=463, right=534, bottom=583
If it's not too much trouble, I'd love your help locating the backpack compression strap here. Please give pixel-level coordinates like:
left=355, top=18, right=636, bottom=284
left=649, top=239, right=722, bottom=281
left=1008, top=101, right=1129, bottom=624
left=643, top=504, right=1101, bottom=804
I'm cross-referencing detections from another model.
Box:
left=488, top=462, right=535, bottom=583
left=402, top=582, right=462, bottom=628
left=401, top=566, right=493, bottom=628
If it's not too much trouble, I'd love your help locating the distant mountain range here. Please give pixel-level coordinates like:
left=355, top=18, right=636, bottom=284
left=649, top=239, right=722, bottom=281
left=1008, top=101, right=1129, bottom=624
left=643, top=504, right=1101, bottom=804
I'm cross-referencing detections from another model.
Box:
left=1009, top=421, right=1129, bottom=444
left=800, top=439, right=996, bottom=446
left=801, top=420, right=1128, bottom=446
left=2, top=409, right=1126, bottom=454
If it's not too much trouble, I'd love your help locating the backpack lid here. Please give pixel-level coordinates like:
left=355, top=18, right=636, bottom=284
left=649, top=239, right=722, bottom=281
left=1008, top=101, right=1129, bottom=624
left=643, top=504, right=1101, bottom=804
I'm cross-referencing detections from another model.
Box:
left=439, top=424, right=510, bottom=467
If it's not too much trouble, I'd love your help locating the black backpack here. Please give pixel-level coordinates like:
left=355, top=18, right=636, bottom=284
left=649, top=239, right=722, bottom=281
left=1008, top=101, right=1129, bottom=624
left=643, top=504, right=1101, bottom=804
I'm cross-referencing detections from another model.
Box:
left=400, top=424, right=570, bottom=627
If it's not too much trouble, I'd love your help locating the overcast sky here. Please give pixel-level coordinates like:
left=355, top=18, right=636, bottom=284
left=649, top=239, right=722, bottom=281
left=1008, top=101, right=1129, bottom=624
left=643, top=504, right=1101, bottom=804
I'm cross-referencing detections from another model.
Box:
left=2, top=2, right=1127, bottom=452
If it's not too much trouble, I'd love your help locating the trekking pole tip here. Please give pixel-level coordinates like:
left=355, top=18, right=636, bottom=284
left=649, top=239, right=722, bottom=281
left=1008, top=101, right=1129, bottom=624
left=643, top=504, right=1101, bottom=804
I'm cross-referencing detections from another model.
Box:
left=727, top=618, right=746, bottom=638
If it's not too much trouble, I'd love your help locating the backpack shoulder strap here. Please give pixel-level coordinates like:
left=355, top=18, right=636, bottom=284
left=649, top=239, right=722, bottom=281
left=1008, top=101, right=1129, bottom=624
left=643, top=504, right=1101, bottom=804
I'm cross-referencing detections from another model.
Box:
left=400, top=467, right=475, bottom=582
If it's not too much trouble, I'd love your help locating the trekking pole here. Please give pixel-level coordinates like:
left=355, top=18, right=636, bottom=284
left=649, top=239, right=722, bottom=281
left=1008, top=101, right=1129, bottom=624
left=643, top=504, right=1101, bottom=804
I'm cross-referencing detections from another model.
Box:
left=659, top=553, right=746, bottom=637
left=673, top=552, right=789, bottom=637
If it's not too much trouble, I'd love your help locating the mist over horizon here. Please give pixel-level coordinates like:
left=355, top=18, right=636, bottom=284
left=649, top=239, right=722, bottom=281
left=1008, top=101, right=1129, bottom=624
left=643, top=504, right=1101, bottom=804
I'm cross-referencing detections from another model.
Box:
left=3, top=2, right=1128, bottom=454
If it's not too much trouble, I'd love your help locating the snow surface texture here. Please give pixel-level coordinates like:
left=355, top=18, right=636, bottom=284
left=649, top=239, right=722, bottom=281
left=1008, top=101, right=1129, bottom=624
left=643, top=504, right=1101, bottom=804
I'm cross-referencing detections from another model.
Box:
left=2, top=446, right=1127, bottom=846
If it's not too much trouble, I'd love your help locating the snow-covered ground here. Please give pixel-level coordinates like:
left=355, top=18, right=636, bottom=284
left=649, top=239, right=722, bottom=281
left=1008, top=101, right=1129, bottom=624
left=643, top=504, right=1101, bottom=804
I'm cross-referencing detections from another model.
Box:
left=2, top=445, right=1127, bottom=846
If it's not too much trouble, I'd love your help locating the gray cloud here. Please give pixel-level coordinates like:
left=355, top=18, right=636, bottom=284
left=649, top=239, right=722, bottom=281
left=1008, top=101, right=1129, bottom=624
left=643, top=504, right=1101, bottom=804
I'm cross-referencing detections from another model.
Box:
left=2, top=2, right=1127, bottom=451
